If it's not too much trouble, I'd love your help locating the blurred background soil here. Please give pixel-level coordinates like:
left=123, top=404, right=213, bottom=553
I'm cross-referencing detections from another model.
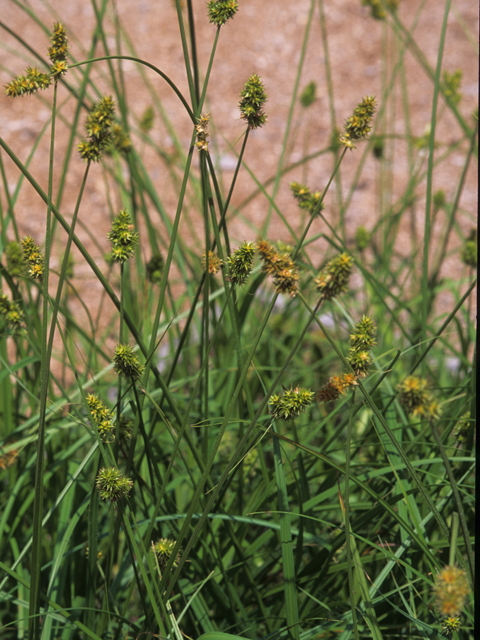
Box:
left=0, top=0, right=477, bottom=342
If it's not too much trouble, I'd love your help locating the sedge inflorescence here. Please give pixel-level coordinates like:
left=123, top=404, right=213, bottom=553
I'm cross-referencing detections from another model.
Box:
left=152, top=538, right=181, bottom=571
left=96, top=467, right=133, bottom=502
left=226, top=241, right=256, bottom=286
left=195, top=113, right=210, bottom=151
left=48, top=22, right=69, bottom=78
left=396, top=376, right=442, bottom=421
left=269, top=386, right=315, bottom=421
left=362, top=0, right=398, bottom=21
left=339, top=96, right=376, bottom=149
left=113, top=344, right=145, bottom=381
left=21, top=236, right=44, bottom=281
left=460, top=229, right=477, bottom=268
left=433, top=565, right=470, bottom=619
left=0, top=295, right=24, bottom=335
left=5, top=241, right=25, bottom=277
left=203, top=250, right=224, bottom=275
left=317, top=316, right=376, bottom=403
left=86, top=393, right=115, bottom=443
left=207, top=0, right=239, bottom=27
left=257, top=240, right=300, bottom=297
left=346, top=315, right=376, bottom=378
left=299, top=81, right=317, bottom=108
left=107, top=210, right=139, bottom=264
left=78, top=96, right=115, bottom=162
left=146, top=254, right=164, bottom=284
left=290, top=182, right=324, bottom=217
left=314, top=253, right=354, bottom=301
left=4, top=23, right=69, bottom=97
left=239, top=74, right=268, bottom=130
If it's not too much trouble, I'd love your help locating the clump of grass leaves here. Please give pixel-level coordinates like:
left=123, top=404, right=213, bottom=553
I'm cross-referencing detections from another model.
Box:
left=0, top=2, right=475, bottom=640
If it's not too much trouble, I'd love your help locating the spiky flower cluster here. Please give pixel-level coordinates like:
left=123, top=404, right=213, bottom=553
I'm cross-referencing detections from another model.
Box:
left=317, top=372, right=358, bottom=404
left=195, top=113, right=210, bottom=151
left=396, top=376, right=442, bottom=421
left=118, top=416, right=134, bottom=442
left=300, top=81, right=317, bottom=108
left=290, top=182, right=324, bottom=216
left=113, top=344, right=145, bottom=381
left=203, top=250, right=224, bottom=275
left=96, top=467, right=133, bottom=502
left=269, top=386, right=315, bottom=420
left=317, top=316, right=375, bottom=404
left=152, top=538, right=181, bottom=571
left=339, top=96, right=376, bottom=149
left=4, top=67, right=51, bottom=98
left=146, top=254, right=164, bottom=284
left=239, top=74, right=268, bottom=130
left=355, top=226, right=371, bottom=251
left=86, top=393, right=115, bottom=443
left=78, top=96, right=115, bottom=162
left=107, top=123, right=132, bottom=154
left=107, top=210, right=139, bottom=264
left=314, top=253, right=354, bottom=301
left=453, top=411, right=471, bottom=446
left=442, top=70, right=463, bottom=105
left=4, top=22, right=69, bottom=97
left=5, top=241, right=25, bottom=277
left=460, top=229, right=477, bottom=267
left=347, top=316, right=376, bottom=378
left=0, top=294, right=24, bottom=335
left=48, top=22, right=69, bottom=78
left=227, top=241, right=256, bottom=286
left=207, top=0, right=239, bottom=27
left=21, top=236, right=44, bottom=280
left=433, top=565, right=470, bottom=618
left=362, top=0, right=398, bottom=21
left=257, top=240, right=299, bottom=297
left=441, top=616, right=462, bottom=636
left=140, top=106, right=155, bottom=132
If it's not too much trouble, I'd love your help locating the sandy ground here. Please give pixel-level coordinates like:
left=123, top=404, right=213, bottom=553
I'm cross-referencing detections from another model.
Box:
left=0, top=0, right=478, bottom=347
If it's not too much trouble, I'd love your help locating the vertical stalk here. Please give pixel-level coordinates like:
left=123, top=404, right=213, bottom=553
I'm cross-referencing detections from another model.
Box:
left=29, top=79, right=58, bottom=640
left=421, top=0, right=451, bottom=370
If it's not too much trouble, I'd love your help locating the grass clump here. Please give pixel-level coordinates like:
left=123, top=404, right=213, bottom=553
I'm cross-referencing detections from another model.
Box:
left=0, top=2, right=475, bottom=640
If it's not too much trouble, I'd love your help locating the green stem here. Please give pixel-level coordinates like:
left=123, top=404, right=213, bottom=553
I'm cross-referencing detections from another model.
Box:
left=344, top=390, right=360, bottom=640
left=29, top=79, right=58, bottom=640
left=421, top=0, right=452, bottom=370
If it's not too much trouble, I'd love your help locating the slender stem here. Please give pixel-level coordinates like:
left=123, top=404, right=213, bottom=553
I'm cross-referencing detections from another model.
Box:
left=29, top=78, right=58, bottom=640
left=70, top=56, right=195, bottom=121
left=421, top=0, right=452, bottom=370
left=344, top=390, right=360, bottom=640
